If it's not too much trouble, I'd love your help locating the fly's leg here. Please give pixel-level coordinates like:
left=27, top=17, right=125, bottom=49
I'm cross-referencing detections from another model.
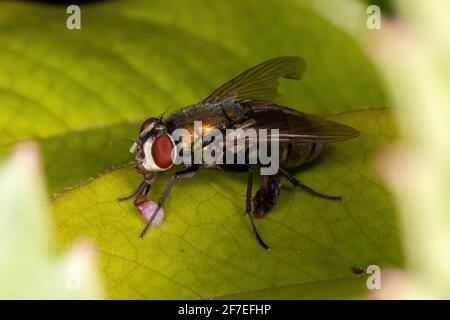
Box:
left=117, top=170, right=155, bottom=205
left=279, top=168, right=342, bottom=201
left=133, top=183, right=151, bottom=207
left=139, top=165, right=199, bottom=238
left=117, top=180, right=149, bottom=203
left=246, top=167, right=269, bottom=250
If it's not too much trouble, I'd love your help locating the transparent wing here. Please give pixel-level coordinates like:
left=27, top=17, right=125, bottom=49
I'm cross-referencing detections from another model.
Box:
left=204, top=56, right=306, bottom=103
left=230, top=104, right=359, bottom=144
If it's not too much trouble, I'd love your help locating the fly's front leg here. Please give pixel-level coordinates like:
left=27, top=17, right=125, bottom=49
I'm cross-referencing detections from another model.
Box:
left=117, top=181, right=152, bottom=208
left=279, top=168, right=341, bottom=201
left=139, top=165, right=199, bottom=238
left=117, top=180, right=147, bottom=203
left=246, top=167, right=269, bottom=250
left=133, top=183, right=151, bottom=207
left=117, top=171, right=155, bottom=205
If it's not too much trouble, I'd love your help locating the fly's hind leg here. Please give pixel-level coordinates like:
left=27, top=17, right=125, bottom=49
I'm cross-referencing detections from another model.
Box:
left=279, top=167, right=342, bottom=201
left=246, top=167, right=269, bottom=250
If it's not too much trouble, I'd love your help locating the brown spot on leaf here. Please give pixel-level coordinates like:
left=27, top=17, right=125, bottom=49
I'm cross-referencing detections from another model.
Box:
left=351, top=267, right=366, bottom=276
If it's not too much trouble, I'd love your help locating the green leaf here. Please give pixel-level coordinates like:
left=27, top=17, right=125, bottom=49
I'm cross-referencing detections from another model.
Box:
left=0, top=0, right=388, bottom=195
left=51, top=108, right=401, bottom=299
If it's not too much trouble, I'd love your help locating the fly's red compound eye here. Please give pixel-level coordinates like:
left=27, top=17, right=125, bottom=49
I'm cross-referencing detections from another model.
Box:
left=139, top=117, right=157, bottom=133
left=151, top=134, right=174, bottom=169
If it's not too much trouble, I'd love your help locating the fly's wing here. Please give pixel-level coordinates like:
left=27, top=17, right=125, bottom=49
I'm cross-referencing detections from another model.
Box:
left=230, top=104, right=359, bottom=144
left=167, top=56, right=305, bottom=132
left=203, top=56, right=306, bottom=103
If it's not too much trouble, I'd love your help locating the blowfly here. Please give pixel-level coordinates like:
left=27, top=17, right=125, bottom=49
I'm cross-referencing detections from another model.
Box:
left=118, top=56, right=359, bottom=249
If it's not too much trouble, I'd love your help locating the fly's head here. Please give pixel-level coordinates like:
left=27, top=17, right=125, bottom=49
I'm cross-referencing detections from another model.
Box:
left=130, top=117, right=175, bottom=176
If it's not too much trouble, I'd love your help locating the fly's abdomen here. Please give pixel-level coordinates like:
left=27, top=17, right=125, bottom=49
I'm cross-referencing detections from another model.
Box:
left=280, top=142, right=324, bottom=168
left=218, top=141, right=323, bottom=170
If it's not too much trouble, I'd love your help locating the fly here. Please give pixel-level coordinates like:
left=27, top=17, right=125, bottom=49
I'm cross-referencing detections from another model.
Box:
left=118, top=56, right=359, bottom=250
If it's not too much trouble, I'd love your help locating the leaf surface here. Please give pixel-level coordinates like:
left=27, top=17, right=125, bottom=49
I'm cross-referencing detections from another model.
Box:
left=52, top=108, right=401, bottom=299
